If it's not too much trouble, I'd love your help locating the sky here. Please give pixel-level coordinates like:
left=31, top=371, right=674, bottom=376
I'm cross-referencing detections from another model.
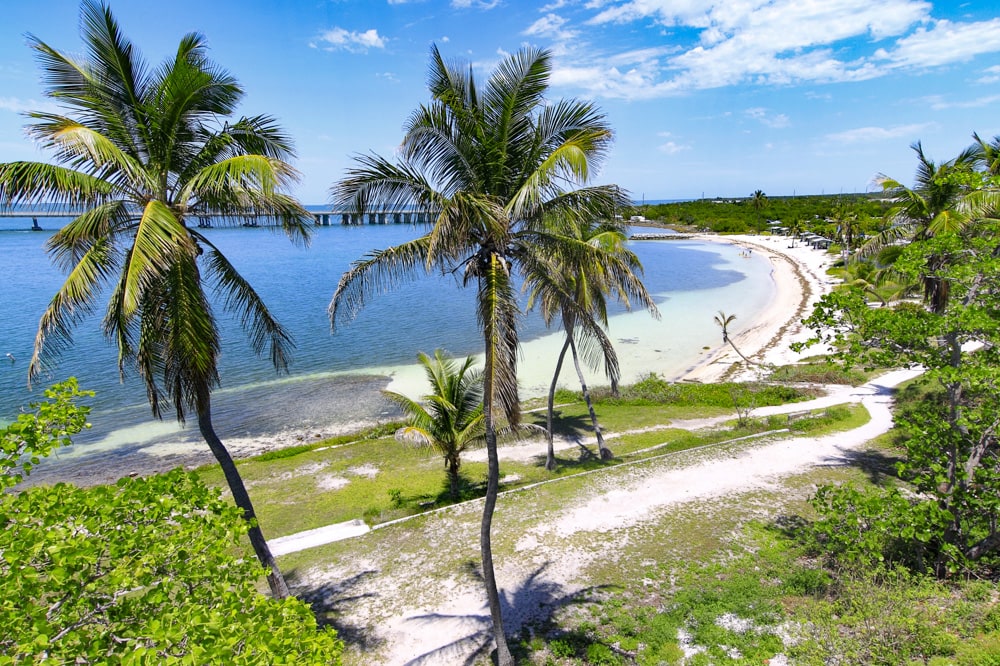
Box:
left=1, top=0, right=999, bottom=204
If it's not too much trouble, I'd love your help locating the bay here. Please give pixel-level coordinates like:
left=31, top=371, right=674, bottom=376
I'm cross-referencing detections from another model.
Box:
left=0, top=218, right=772, bottom=482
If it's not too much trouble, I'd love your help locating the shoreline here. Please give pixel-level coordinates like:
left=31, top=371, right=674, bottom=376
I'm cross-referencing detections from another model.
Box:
left=22, top=234, right=836, bottom=486
left=672, top=233, right=834, bottom=383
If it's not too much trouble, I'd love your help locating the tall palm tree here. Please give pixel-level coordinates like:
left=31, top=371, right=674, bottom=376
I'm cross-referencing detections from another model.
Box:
left=329, top=45, right=624, bottom=664
left=384, top=350, right=484, bottom=502
left=526, top=219, right=656, bottom=469
left=0, top=1, right=312, bottom=599
left=750, top=189, right=768, bottom=233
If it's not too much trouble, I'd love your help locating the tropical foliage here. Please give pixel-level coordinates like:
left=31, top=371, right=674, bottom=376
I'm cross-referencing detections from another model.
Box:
left=384, top=350, right=484, bottom=501
left=526, top=219, right=657, bottom=468
left=0, top=381, right=343, bottom=664
left=801, top=218, right=1000, bottom=574
left=0, top=1, right=312, bottom=597
left=330, top=44, right=627, bottom=663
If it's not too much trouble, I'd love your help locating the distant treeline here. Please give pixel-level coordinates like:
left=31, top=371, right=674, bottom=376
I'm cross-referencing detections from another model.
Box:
left=635, top=193, right=890, bottom=233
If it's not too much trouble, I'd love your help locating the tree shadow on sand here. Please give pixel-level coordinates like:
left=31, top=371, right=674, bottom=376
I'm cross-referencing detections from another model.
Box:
left=525, top=410, right=608, bottom=469
left=287, top=568, right=383, bottom=653
left=397, top=561, right=611, bottom=666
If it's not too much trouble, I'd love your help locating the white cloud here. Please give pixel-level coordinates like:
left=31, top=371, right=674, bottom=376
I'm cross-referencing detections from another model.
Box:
left=657, top=132, right=690, bottom=153
left=550, top=0, right=1000, bottom=99
left=0, top=97, right=60, bottom=114
left=451, top=0, right=500, bottom=8
left=312, top=27, right=387, bottom=53
left=745, top=107, right=790, bottom=128
left=921, top=93, right=1000, bottom=110
left=825, top=122, right=935, bottom=144
left=524, top=13, right=578, bottom=41
left=977, top=65, right=1000, bottom=84
left=874, top=19, right=1000, bottom=68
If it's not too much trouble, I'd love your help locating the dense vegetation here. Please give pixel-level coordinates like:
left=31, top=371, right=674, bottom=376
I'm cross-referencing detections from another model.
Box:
left=0, top=382, right=344, bottom=664
left=638, top=193, right=889, bottom=234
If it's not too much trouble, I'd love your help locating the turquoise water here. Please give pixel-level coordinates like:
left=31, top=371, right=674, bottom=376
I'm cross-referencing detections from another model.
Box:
left=0, top=218, right=773, bottom=480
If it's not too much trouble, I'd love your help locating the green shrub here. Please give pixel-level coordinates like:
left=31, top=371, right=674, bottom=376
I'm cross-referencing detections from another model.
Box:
left=586, top=642, right=621, bottom=665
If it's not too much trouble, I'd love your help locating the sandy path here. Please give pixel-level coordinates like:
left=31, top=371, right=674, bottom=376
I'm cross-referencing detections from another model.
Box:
left=286, top=369, right=918, bottom=665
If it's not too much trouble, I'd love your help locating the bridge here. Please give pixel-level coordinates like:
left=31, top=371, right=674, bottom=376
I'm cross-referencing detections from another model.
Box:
left=0, top=208, right=438, bottom=226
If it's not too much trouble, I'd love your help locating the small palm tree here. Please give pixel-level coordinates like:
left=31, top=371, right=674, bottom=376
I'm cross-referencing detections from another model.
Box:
left=0, top=1, right=311, bottom=598
left=714, top=311, right=759, bottom=366
left=384, top=351, right=484, bottom=502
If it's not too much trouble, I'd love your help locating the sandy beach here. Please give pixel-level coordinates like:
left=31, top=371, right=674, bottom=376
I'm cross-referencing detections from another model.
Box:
left=675, top=233, right=835, bottom=382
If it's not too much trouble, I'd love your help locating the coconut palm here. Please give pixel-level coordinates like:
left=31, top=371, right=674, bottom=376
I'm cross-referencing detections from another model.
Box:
left=329, top=45, right=624, bottom=664
left=971, top=132, right=1000, bottom=176
left=713, top=311, right=760, bottom=366
left=750, top=189, right=768, bottom=233
left=384, top=350, right=484, bottom=502
left=0, top=1, right=312, bottom=598
left=526, top=219, right=657, bottom=469
left=865, top=142, right=979, bottom=312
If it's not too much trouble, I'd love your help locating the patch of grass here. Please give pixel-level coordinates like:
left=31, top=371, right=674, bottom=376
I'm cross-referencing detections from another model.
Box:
left=594, top=373, right=816, bottom=408
left=769, top=361, right=870, bottom=386
left=533, top=522, right=1000, bottom=666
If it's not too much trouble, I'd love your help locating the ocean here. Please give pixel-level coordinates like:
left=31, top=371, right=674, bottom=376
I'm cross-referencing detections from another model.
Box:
left=0, top=217, right=774, bottom=481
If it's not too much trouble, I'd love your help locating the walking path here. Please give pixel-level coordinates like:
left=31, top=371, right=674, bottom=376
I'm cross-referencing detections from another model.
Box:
left=269, top=370, right=917, bottom=556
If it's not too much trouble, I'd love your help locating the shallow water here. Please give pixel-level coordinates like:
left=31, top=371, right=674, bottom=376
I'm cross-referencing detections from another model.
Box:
left=0, top=220, right=773, bottom=481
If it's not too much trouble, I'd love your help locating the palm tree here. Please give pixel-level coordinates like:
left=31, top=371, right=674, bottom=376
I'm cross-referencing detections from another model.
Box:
left=526, top=219, right=657, bottom=469
left=384, top=350, right=484, bottom=502
left=865, top=141, right=978, bottom=312
left=713, top=311, right=759, bottom=366
left=0, top=1, right=312, bottom=599
left=329, top=45, right=624, bottom=664
left=750, top=189, right=768, bottom=233
left=971, top=132, right=1000, bottom=176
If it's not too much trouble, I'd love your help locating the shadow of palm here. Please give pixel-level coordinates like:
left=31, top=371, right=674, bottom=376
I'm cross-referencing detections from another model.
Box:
left=399, top=561, right=610, bottom=666
left=288, top=568, right=382, bottom=652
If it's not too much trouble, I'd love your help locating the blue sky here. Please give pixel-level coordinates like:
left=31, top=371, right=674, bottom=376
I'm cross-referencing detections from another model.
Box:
left=1, top=0, right=999, bottom=203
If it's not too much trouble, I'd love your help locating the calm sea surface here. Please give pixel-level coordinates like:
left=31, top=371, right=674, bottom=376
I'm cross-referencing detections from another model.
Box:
left=0, top=216, right=773, bottom=481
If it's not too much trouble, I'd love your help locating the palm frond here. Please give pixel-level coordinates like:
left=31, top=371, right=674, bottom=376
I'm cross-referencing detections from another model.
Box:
left=476, top=254, right=520, bottom=426
left=195, top=232, right=295, bottom=373
left=120, top=200, right=194, bottom=316
left=329, top=235, right=434, bottom=330
left=47, top=200, right=131, bottom=270
left=28, top=237, right=119, bottom=383
left=0, top=161, right=115, bottom=207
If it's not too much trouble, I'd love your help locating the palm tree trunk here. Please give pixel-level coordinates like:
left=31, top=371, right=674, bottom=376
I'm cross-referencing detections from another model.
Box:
left=568, top=335, right=611, bottom=460
left=448, top=456, right=461, bottom=501
left=196, top=394, right=290, bottom=600
left=481, top=361, right=513, bottom=666
left=726, top=338, right=760, bottom=367
left=546, top=338, right=571, bottom=471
